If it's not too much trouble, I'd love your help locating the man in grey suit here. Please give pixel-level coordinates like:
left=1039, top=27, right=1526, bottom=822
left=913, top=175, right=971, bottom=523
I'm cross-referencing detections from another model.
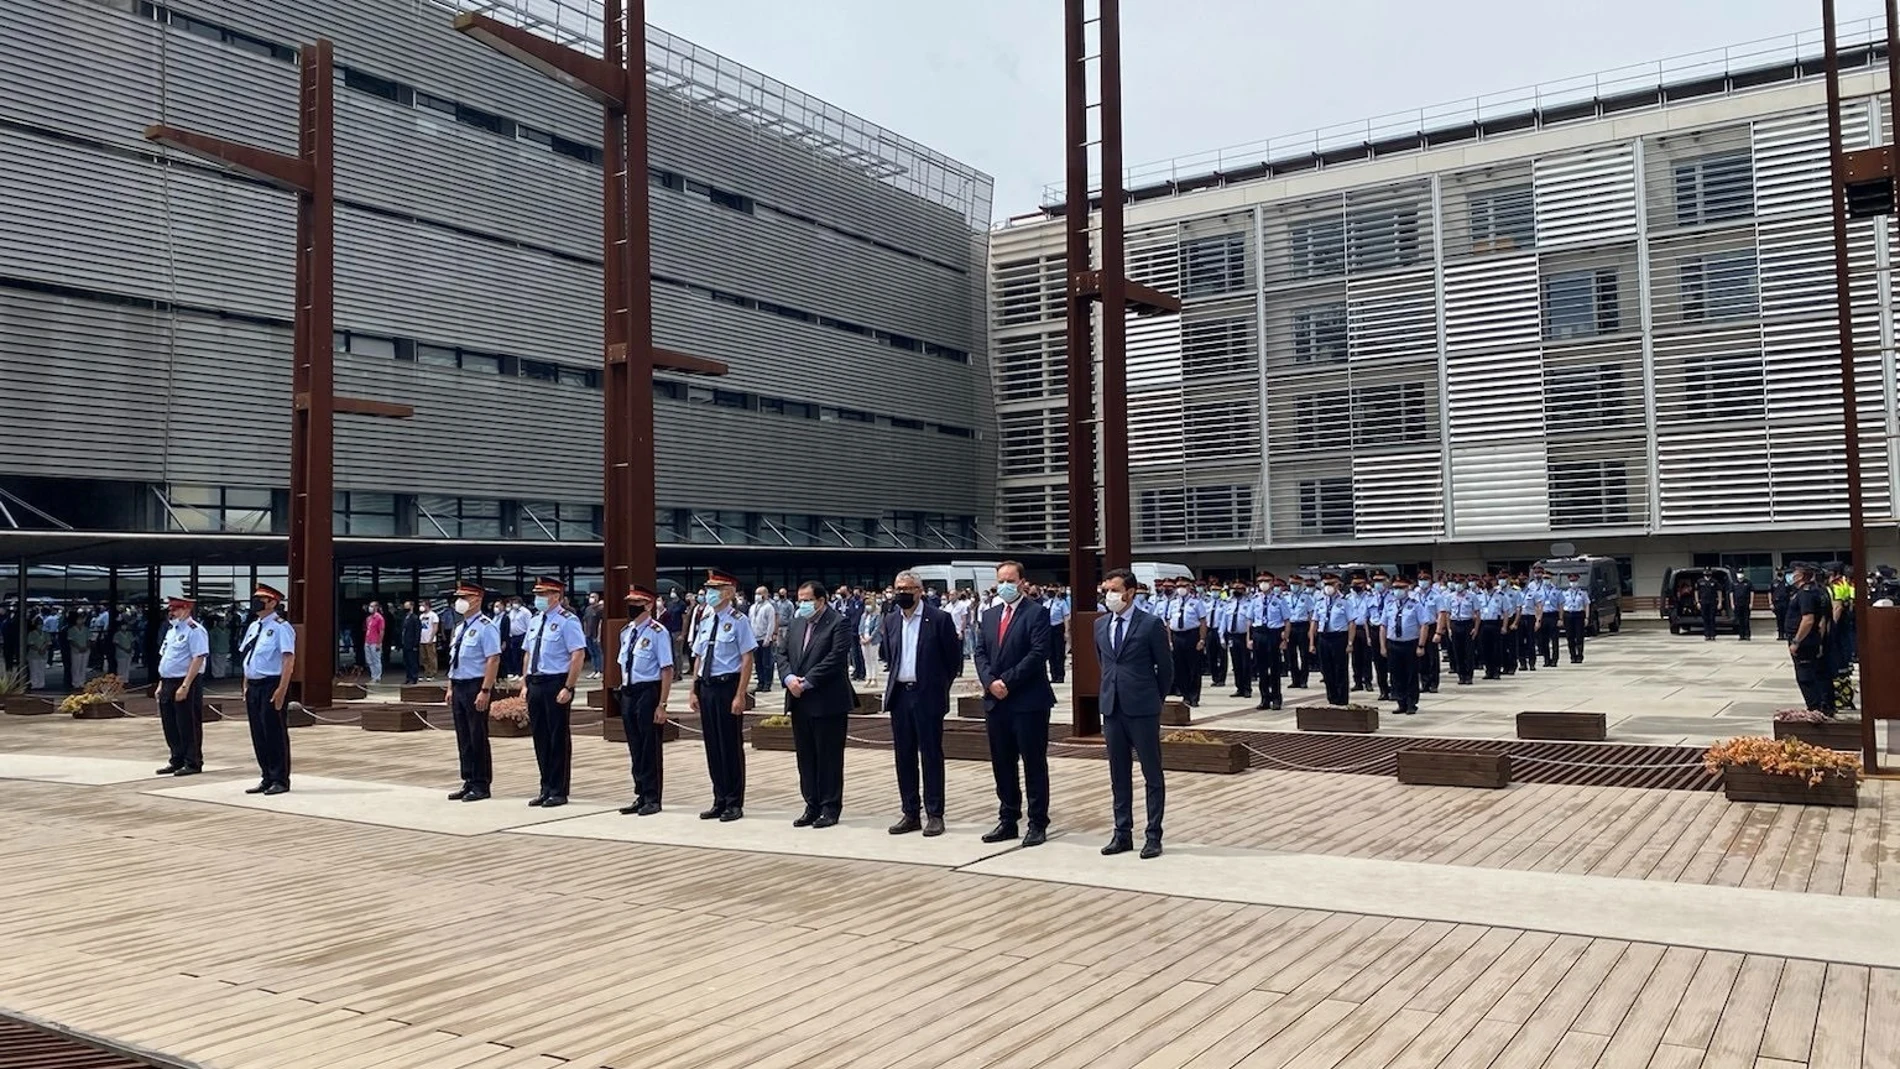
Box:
left=782, top=580, right=854, bottom=828
left=1096, top=567, right=1173, bottom=858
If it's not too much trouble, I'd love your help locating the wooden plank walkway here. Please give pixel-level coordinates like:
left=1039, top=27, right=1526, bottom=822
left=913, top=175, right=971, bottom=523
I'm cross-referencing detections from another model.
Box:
left=1, top=716, right=1896, bottom=1068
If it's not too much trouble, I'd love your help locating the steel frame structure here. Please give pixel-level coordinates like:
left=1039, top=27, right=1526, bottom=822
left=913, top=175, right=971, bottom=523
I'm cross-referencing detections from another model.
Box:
left=145, top=39, right=412, bottom=711
left=453, top=0, right=724, bottom=682
left=1063, top=0, right=1181, bottom=739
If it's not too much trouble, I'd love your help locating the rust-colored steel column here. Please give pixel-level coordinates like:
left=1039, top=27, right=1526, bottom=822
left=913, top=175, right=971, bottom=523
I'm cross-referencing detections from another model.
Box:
left=1096, top=0, right=1132, bottom=571
left=1820, top=0, right=1880, bottom=773
left=295, top=39, right=338, bottom=711
left=1063, top=0, right=1102, bottom=739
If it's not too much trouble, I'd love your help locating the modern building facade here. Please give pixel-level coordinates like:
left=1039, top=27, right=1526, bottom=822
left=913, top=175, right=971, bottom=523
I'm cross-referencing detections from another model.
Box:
left=989, top=28, right=1900, bottom=597
left=1, top=0, right=997, bottom=609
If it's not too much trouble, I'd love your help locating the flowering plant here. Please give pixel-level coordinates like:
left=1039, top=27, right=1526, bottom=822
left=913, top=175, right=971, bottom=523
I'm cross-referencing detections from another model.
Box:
left=758, top=714, right=792, bottom=728
left=1162, top=730, right=1222, bottom=745
left=488, top=696, right=529, bottom=724
left=1773, top=708, right=1832, bottom=723
left=1704, top=735, right=1863, bottom=787
left=58, top=674, right=125, bottom=715
left=0, top=668, right=27, bottom=698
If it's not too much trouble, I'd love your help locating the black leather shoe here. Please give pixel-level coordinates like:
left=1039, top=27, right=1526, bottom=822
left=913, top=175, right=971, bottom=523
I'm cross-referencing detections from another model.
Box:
left=814, top=812, right=839, bottom=828
left=699, top=806, right=724, bottom=820
left=1140, top=840, right=1162, bottom=859
left=1022, top=825, right=1047, bottom=848
left=889, top=815, right=922, bottom=835
left=262, top=784, right=287, bottom=796
left=528, top=796, right=548, bottom=807
left=793, top=810, right=818, bottom=827
left=1270, top=700, right=1283, bottom=711
left=462, top=790, right=490, bottom=802
left=618, top=800, right=642, bottom=815
left=450, top=787, right=470, bottom=801
left=1101, top=837, right=1133, bottom=856
left=542, top=796, right=568, bottom=808
left=636, top=800, right=660, bottom=816
left=156, top=764, right=180, bottom=776
left=173, top=766, right=201, bottom=777
left=981, top=821, right=1018, bottom=843
left=923, top=816, right=944, bottom=837
left=719, top=806, right=744, bottom=822
left=1255, top=702, right=1270, bottom=710
left=244, top=783, right=268, bottom=795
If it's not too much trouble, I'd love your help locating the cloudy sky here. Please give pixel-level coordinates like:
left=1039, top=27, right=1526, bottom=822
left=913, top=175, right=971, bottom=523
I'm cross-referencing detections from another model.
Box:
left=645, top=0, right=1874, bottom=220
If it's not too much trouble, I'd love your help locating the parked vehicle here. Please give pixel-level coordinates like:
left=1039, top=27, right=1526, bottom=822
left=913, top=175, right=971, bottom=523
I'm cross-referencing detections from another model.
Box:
left=1532, top=555, right=1624, bottom=635
left=1660, top=566, right=1739, bottom=635
left=905, top=561, right=1004, bottom=594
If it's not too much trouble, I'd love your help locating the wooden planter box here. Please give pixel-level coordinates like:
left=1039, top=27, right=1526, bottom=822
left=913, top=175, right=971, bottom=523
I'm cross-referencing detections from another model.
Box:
left=942, top=727, right=994, bottom=763
left=957, top=695, right=987, bottom=719
left=283, top=705, right=316, bottom=728
left=1159, top=740, right=1248, bottom=775
left=200, top=702, right=225, bottom=723
left=117, top=696, right=159, bottom=717
left=2, top=696, right=57, bottom=716
left=1772, top=719, right=1863, bottom=752
left=854, top=692, right=883, bottom=715
left=399, top=684, right=445, bottom=704
left=331, top=683, right=370, bottom=701
left=1721, top=766, right=1860, bottom=807
left=750, top=723, right=795, bottom=751
left=600, top=717, right=680, bottom=744
left=1516, top=711, right=1607, bottom=741
left=1161, top=700, right=1192, bottom=726
left=490, top=717, right=532, bottom=738
left=1397, top=749, right=1511, bottom=789
left=71, top=700, right=127, bottom=720
left=1297, top=705, right=1380, bottom=734
left=586, top=689, right=607, bottom=709
left=361, top=706, right=429, bottom=732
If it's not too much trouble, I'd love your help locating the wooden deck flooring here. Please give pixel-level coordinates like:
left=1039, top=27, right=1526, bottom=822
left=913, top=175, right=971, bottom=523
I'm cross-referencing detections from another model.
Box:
left=2, top=715, right=1896, bottom=1068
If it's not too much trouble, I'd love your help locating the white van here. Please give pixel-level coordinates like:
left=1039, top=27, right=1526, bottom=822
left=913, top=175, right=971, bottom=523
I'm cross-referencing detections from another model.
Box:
left=1132, top=561, right=1195, bottom=590
left=905, top=560, right=1003, bottom=594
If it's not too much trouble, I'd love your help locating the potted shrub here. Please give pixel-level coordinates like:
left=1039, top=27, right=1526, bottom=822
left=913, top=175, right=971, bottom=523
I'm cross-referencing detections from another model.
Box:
left=0, top=668, right=52, bottom=715
left=1769, top=709, right=1860, bottom=752
left=1705, top=735, right=1863, bottom=807
left=1158, top=729, right=1248, bottom=774
left=750, top=714, right=794, bottom=751
left=1297, top=703, right=1380, bottom=733
left=489, top=696, right=531, bottom=738
left=62, top=674, right=128, bottom=719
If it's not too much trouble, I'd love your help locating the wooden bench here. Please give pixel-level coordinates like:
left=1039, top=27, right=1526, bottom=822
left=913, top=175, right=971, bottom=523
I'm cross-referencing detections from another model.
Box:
left=1396, top=749, right=1511, bottom=788
left=1515, top=711, right=1607, bottom=741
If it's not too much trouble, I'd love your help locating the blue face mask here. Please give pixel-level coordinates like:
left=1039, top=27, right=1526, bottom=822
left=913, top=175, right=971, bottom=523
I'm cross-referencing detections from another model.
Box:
left=1785, top=571, right=1796, bottom=585
left=1372, top=581, right=1386, bottom=593
left=534, top=595, right=551, bottom=611
left=702, top=590, right=722, bottom=607
left=996, top=582, right=1020, bottom=603
left=795, top=601, right=816, bottom=618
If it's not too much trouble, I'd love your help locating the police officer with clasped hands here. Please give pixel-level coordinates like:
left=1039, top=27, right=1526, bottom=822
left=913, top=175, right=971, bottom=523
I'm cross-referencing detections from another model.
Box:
left=522, top=576, right=586, bottom=808
left=615, top=585, right=674, bottom=817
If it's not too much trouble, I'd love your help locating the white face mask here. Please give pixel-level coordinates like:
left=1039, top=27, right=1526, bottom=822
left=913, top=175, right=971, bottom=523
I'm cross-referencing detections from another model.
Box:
left=1104, top=591, right=1127, bottom=613
left=453, top=598, right=470, bottom=616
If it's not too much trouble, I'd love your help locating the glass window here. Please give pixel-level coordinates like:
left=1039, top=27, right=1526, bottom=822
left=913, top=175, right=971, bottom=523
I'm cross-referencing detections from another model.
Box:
left=1543, top=268, right=1619, bottom=340
left=1467, top=185, right=1535, bottom=251
left=460, top=350, right=501, bottom=375
left=1288, top=218, right=1345, bottom=279
left=1681, top=252, right=1758, bottom=321
left=349, top=333, right=397, bottom=359
left=1674, top=152, right=1754, bottom=226
left=1297, top=478, right=1353, bottom=536
left=1180, top=233, right=1247, bottom=297
left=1351, top=383, right=1431, bottom=447
left=417, top=344, right=458, bottom=368
left=1293, top=303, right=1348, bottom=365
left=169, top=485, right=279, bottom=534
left=1347, top=207, right=1421, bottom=272
left=334, top=491, right=397, bottom=537
left=1549, top=460, right=1632, bottom=527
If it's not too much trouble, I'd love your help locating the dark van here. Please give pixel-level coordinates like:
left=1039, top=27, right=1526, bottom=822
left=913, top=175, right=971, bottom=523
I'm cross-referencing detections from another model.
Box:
left=1532, top=555, right=1623, bottom=635
left=1660, top=566, right=1738, bottom=635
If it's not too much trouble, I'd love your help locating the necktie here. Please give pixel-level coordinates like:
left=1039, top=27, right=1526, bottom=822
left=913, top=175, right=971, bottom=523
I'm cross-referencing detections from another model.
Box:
left=530, top=614, right=549, bottom=674
left=1113, top=614, right=1125, bottom=650
left=999, top=603, right=1014, bottom=641
left=622, top=625, right=636, bottom=682
left=451, top=622, right=464, bottom=673
left=1174, top=600, right=1185, bottom=629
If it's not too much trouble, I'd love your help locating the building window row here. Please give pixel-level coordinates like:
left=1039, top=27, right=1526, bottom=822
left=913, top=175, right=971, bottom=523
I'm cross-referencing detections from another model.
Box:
left=651, top=273, right=971, bottom=364
left=335, top=492, right=600, bottom=541
left=134, top=2, right=295, bottom=63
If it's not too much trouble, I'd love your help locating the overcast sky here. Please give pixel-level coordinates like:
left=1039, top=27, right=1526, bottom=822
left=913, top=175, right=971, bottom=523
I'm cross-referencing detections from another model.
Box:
left=645, top=0, right=1874, bottom=220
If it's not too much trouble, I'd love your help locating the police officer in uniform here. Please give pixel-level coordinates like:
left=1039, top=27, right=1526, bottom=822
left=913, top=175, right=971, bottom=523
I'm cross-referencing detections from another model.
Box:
left=1381, top=575, right=1433, bottom=715
left=1475, top=576, right=1507, bottom=680
left=1697, top=572, right=1720, bottom=641
left=1416, top=570, right=1443, bottom=693
left=1537, top=572, right=1563, bottom=668
left=1439, top=578, right=1478, bottom=685
left=153, top=595, right=209, bottom=777
left=238, top=583, right=295, bottom=796
left=1252, top=573, right=1286, bottom=711
left=1516, top=573, right=1540, bottom=672
left=1163, top=581, right=1207, bottom=708
left=692, top=570, right=755, bottom=821
left=1310, top=574, right=1354, bottom=707
left=522, top=576, right=586, bottom=808
left=444, top=580, right=502, bottom=802
left=615, top=585, right=673, bottom=816
left=1561, top=573, right=1592, bottom=663
left=1224, top=579, right=1255, bottom=699
left=1283, top=576, right=1313, bottom=689
left=1498, top=573, right=1521, bottom=677
left=1205, top=578, right=1230, bottom=689
left=1045, top=585, right=1069, bottom=684
left=1732, top=571, right=1754, bottom=641
left=1347, top=573, right=1373, bottom=693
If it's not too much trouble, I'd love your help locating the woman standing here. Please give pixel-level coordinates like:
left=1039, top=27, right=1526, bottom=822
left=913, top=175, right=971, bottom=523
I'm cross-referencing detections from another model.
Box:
left=857, top=594, right=883, bottom=684
left=24, top=618, right=47, bottom=690
left=65, top=616, right=93, bottom=685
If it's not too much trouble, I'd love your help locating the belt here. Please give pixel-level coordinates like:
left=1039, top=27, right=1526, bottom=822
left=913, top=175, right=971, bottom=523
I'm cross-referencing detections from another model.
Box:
left=893, top=680, right=919, bottom=689
left=698, top=672, right=739, bottom=684
left=620, top=679, right=660, bottom=690
left=527, top=673, right=566, bottom=682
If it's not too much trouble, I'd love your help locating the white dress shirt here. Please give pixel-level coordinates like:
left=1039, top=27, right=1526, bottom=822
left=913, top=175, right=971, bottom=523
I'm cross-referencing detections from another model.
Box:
left=896, top=607, right=922, bottom=682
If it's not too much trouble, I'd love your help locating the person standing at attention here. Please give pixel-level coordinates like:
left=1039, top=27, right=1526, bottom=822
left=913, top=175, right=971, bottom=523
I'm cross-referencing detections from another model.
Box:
left=418, top=599, right=441, bottom=680
left=363, top=602, right=385, bottom=685
left=692, top=570, right=755, bottom=821
left=973, top=560, right=1056, bottom=848
left=444, top=580, right=502, bottom=803
left=1096, top=568, right=1172, bottom=859
left=749, top=585, right=780, bottom=694
left=881, top=570, right=962, bottom=837
left=615, top=586, right=673, bottom=817
left=522, top=577, right=586, bottom=808
left=152, top=595, right=209, bottom=777
left=239, top=584, right=296, bottom=796
left=783, top=581, right=852, bottom=827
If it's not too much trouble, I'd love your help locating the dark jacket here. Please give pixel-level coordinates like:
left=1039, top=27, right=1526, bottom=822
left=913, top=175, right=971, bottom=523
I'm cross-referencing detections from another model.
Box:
left=784, top=606, right=854, bottom=718
left=1095, top=608, right=1174, bottom=720
left=401, top=611, right=421, bottom=648
left=879, top=603, right=962, bottom=713
left=972, top=598, right=1056, bottom=715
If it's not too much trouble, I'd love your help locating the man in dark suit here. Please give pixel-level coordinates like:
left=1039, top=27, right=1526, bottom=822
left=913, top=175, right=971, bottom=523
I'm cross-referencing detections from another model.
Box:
left=781, top=580, right=853, bottom=827
left=400, top=601, right=421, bottom=685
left=972, top=560, right=1057, bottom=848
left=881, top=570, right=964, bottom=837
left=839, top=587, right=868, bottom=681
left=1096, top=567, right=1173, bottom=859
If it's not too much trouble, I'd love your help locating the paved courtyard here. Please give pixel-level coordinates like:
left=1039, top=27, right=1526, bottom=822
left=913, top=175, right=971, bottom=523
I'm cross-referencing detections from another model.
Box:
left=2, top=680, right=1898, bottom=1069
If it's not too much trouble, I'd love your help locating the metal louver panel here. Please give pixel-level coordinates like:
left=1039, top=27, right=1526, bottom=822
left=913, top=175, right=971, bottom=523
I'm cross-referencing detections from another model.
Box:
left=1347, top=268, right=1436, bottom=363
left=1443, top=254, right=1543, bottom=444
left=1450, top=443, right=1552, bottom=535
left=1534, top=147, right=1637, bottom=249
left=992, top=254, right=1066, bottom=328
left=1657, top=430, right=1774, bottom=525
left=1443, top=253, right=1541, bottom=353
left=1353, top=450, right=1442, bottom=537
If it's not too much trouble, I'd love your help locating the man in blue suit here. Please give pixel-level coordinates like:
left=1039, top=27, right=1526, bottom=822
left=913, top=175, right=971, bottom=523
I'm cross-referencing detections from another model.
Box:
left=1096, top=567, right=1173, bottom=859
left=881, top=570, right=964, bottom=836
left=972, top=560, right=1056, bottom=847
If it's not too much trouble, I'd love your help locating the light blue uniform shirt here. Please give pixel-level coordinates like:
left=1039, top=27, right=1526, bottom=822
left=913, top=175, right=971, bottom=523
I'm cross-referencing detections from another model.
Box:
left=619, top=618, right=674, bottom=683
left=1045, top=596, right=1069, bottom=625
left=694, top=607, right=757, bottom=676
left=1314, top=592, right=1352, bottom=633
left=1224, top=596, right=1256, bottom=634
left=1283, top=589, right=1314, bottom=623
left=1360, top=590, right=1390, bottom=630
left=1476, top=591, right=1508, bottom=621
left=1562, top=585, right=1592, bottom=613
left=1260, top=591, right=1288, bottom=628
left=1164, top=593, right=1206, bottom=632
left=240, top=613, right=296, bottom=679
left=1382, top=593, right=1434, bottom=642
left=448, top=614, right=503, bottom=680
left=1445, top=591, right=1477, bottom=622
left=156, top=617, right=209, bottom=678
left=525, top=607, right=587, bottom=675
left=1539, top=583, right=1564, bottom=614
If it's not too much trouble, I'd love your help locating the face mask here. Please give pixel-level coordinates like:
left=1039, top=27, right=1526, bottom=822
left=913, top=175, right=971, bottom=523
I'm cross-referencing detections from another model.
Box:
left=1569, top=580, right=1580, bottom=588
left=453, top=598, right=470, bottom=616
left=1324, top=585, right=1339, bottom=595
left=1449, top=582, right=1463, bottom=592
left=1785, top=571, right=1796, bottom=585
left=795, top=601, right=817, bottom=618
left=251, top=597, right=267, bottom=613
left=895, top=591, right=916, bottom=609
left=534, top=595, right=551, bottom=611
left=702, top=590, right=722, bottom=607
left=1258, top=582, right=1271, bottom=593
left=1373, top=581, right=1386, bottom=593
left=1104, top=591, right=1127, bottom=613
left=997, top=582, right=1021, bottom=604
left=1396, top=587, right=1411, bottom=598
left=629, top=601, right=650, bottom=619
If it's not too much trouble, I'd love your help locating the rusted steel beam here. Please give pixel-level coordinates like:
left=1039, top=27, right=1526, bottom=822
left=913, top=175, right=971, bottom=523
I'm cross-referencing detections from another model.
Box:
left=450, top=12, right=629, bottom=106
left=142, top=124, right=312, bottom=191
left=1070, top=270, right=1183, bottom=316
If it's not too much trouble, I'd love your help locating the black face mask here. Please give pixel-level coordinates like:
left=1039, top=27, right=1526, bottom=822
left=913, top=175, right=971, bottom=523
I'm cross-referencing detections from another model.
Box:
left=628, top=601, right=650, bottom=619
left=895, top=592, right=917, bottom=609
left=251, top=598, right=268, bottom=613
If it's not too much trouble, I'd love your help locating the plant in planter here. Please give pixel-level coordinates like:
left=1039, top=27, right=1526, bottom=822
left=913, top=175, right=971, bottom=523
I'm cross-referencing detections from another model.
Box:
left=60, top=674, right=127, bottom=717
left=1158, top=730, right=1248, bottom=774
left=1705, top=735, right=1863, bottom=806
left=1773, top=708, right=1832, bottom=723
left=488, top=695, right=531, bottom=738
left=751, top=714, right=794, bottom=751
left=0, top=667, right=26, bottom=698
